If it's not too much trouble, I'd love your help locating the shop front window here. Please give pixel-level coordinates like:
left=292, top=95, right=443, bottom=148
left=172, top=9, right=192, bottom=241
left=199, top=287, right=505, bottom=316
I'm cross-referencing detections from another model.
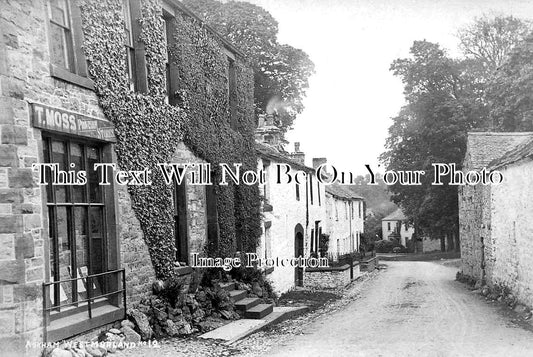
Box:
left=43, top=136, right=109, bottom=310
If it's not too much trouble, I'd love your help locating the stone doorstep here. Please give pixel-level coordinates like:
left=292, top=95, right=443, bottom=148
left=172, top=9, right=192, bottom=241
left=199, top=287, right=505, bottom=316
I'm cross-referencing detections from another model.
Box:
left=221, top=280, right=275, bottom=320
left=244, top=303, right=273, bottom=319
left=219, top=282, right=235, bottom=292
left=235, top=297, right=261, bottom=311
left=199, top=306, right=309, bottom=345
left=229, top=289, right=247, bottom=302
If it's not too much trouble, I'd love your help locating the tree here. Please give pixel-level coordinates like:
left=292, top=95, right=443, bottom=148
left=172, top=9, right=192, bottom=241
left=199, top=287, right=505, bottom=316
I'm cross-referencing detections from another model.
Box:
left=183, top=0, right=315, bottom=134
left=363, top=212, right=384, bottom=242
left=458, top=15, right=532, bottom=75
left=382, top=16, right=533, bottom=251
left=487, top=35, right=533, bottom=131
left=381, top=41, right=485, bottom=251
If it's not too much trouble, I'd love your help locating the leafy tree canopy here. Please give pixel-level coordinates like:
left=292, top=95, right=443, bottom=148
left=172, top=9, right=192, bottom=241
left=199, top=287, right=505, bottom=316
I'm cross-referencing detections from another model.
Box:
left=487, top=35, right=533, bottom=131
left=381, top=15, right=533, bottom=242
left=183, top=0, right=315, bottom=134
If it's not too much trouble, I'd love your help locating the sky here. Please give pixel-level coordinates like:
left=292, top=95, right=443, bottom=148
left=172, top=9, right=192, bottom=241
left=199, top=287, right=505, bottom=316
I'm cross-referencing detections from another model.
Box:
left=245, top=0, right=533, bottom=174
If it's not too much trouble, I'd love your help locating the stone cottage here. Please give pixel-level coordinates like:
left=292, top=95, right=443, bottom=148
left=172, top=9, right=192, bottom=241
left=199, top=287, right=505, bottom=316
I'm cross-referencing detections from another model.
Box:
left=487, top=137, right=533, bottom=307
left=255, top=118, right=327, bottom=294
left=324, top=182, right=364, bottom=259
left=0, top=0, right=257, bottom=353
left=459, top=132, right=533, bottom=285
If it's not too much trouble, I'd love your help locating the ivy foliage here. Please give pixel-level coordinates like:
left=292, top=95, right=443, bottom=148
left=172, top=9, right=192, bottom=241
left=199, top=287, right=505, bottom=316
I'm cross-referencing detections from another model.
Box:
left=78, top=0, right=261, bottom=279
left=170, top=10, right=262, bottom=257
left=183, top=0, right=315, bottom=135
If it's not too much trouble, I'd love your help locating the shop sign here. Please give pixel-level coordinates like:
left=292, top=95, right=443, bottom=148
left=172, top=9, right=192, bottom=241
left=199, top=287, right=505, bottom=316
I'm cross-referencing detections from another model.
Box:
left=30, top=103, right=116, bottom=142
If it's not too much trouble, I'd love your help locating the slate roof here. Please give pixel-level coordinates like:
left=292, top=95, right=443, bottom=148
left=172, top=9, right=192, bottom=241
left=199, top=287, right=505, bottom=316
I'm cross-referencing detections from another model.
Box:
left=382, top=208, right=407, bottom=221
left=463, top=132, right=533, bottom=170
left=325, top=183, right=364, bottom=201
left=489, top=136, right=533, bottom=169
left=256, top=142, right=314, bottom=172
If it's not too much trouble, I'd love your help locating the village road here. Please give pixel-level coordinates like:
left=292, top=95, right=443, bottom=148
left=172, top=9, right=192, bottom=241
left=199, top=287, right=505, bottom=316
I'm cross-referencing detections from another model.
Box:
left=263, top=261, right=533, bottom=357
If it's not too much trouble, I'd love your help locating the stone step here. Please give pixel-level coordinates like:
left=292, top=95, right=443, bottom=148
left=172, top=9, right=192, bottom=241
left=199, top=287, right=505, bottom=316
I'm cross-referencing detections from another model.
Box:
left=219, top=282, right=235, bottom=292
left=235, top=297, right=261, bottom=312
left=229, top=289, right=247, bottom=302
left=245, top=303, right=274, bottom=319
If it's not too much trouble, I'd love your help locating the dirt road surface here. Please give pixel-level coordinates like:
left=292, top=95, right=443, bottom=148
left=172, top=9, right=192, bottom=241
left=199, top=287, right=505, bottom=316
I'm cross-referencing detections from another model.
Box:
left=263, top=261, right=533, bottom=357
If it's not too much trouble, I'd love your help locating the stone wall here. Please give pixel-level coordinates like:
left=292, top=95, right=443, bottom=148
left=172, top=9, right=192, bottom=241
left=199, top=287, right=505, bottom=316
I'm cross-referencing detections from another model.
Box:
left=458, top=183, right=489, bottom=280
left=171, top=142, right=208, bottom=257
left=360, top=257, right=378, bottom=272
left=458, top=132, right=533, bottom=286
left=0, top=0, right=212, bottom=351
left=304, top=263, right=360, bottom=289
left=490, top=159, right=533, bottom=307
left=0, top=0, right=106, bottom=351
left=117, top=184, right=155, bottom=306
left=422, top=235, right=444, bottom=253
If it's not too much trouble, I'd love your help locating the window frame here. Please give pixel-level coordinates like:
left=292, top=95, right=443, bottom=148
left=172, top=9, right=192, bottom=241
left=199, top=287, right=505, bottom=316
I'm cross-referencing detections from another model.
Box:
left=174, top=176, right=189, bottom=264
left=42, top=133, right=113, bottom=310
left=309, top=175, right=314, bottom=205
left=47, top=0, right=92, bottom=89
left=225, top=51, right=237, bottom=129
left=123, top=0, right=138, bottom=92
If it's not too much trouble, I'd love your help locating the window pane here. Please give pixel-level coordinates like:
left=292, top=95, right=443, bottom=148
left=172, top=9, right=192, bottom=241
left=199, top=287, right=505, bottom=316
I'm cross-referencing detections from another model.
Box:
left=51, top=140, right=67, bottom=202
left=123, top=0, right=132, bottom=31
left=87, top=147, right=102, bottom=202
left=48, top=208, right=57, bottom=280
left=43, top=139, right=54, bottom=203
left=56, top=206, right=74, bottom=304
left=50, top=0, right=69, bottom=27
left=126, top=48, right=136, bottom=91
left=74, top=207, right=88, bottom=269
left=89, top=207, right=105, bottom=294
left=50, top=23, right=70, bottom=70
left=124, top=28, right=132, bottom=46
left=71, top=143, right=85, bottom=203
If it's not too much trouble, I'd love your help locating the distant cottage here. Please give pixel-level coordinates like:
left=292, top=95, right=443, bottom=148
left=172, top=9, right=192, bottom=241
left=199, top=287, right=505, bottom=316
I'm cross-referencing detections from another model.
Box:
left=324, top=183, right=364, bottom=259
left=381, top=209, right=413, bottom=247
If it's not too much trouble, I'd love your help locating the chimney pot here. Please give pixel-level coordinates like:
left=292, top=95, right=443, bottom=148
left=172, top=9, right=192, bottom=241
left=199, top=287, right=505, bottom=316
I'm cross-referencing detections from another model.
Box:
left=258, top=114, right=266, bottom=128
left=294, top=142, right=300, bottom=152
left=266, top=114, right=274, bottom=126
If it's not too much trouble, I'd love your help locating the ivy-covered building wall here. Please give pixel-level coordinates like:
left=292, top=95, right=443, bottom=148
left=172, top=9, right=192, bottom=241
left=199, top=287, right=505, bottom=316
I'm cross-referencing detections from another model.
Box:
left=0, top=0, right=261, bottom=351
left=78, top=0, right=261, bottom=280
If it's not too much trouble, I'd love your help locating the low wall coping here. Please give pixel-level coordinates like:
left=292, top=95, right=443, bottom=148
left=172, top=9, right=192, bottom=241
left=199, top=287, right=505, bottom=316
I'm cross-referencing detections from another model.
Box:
left=175, top=266, right=193, bottom=276
left=305, top=262, right=359, bottom=272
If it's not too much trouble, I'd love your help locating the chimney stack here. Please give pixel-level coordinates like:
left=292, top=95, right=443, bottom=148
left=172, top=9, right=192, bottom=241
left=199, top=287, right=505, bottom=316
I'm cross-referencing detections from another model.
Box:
left=289, top=141, right=305, bottom=165
left=312, top=157, right=327, bottom=169
left=255, top=113, right=282, bottom=146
